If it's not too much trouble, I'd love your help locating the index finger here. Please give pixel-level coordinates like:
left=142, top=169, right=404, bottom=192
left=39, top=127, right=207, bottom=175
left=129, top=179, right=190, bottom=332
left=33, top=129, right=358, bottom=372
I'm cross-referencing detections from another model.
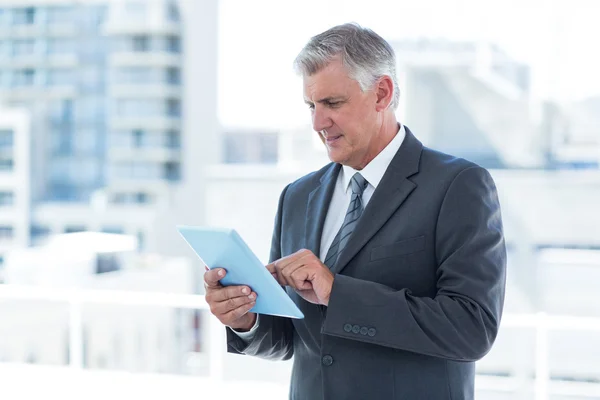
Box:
left=204, top=268, right=226, bottom=288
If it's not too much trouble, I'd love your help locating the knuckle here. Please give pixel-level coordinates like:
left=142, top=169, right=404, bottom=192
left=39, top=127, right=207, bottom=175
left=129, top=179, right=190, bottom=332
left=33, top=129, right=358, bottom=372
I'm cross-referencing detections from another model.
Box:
left=227, top=297, right=237, bottom=310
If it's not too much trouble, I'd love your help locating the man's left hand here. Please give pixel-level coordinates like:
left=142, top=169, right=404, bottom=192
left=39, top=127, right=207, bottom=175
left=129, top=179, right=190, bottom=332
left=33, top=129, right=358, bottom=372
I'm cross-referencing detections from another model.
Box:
left=266, top=249, right=334, bottom=306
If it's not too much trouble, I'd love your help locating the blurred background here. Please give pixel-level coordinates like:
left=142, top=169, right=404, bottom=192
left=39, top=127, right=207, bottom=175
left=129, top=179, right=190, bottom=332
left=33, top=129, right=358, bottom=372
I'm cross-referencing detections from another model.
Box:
left=0, top=0, right=599, bottom=398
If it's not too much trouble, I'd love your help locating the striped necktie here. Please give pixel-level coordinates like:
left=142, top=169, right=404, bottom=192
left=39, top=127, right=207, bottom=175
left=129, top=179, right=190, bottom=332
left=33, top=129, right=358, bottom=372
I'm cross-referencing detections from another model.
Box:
left=324, top=172, right=368, bottom=269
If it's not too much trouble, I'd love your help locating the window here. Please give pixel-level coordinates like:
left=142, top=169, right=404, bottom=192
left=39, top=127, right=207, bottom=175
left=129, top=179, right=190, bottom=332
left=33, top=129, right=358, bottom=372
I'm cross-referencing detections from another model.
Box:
left=0, top=159, right=14, bottom=171
left=125, top=1, right=147, bottom=18
left=137, top=231, right=145, bottom=249
left=113, top=67, right=155, bottom=84
left=12, top=39, right=35, bottom=56
left=47, top=38, right=75, bottom=55
left=75, top=129, right=98, bottom=153
left=166, top=67, right=180, bottom=85
left=166, top=3, right=180, bottom=22
left=223, top=131, right=279, bottom=164
left=0, top=130, right=13, bottom=148
left=96, top=253, right=120, bottom=274
left=166, top=36, right=180, bottom=53
left=166, top=130, right=180, bottom=148
left=30, top=225, right=50, bottom=239
left=13, top=7, right=36, bottom=25
left=115, top=99, right=162, bottom=117
left=0, top=192, right=14, bottom=206
left=13, top=69, right=35, bottom=86
left=166, top=99, right=180, bottom=117
left=132, top=130, right=144, bottom=147
left=101, top=226, right=124, bottom=234
left=135, top=192, right=148, bottom=204
left=132, top=35, right=149, bottom=52
left=47, top=6, right=74, bottom=24
left=0, top=226, right=14, bottom=240
left=46, top=69, right=73, bottom=86
left=164, top=162, right=180, bottom=181
left=64, top=226, right=86, bottom=233
left=111, top=193, right=128, bottom=204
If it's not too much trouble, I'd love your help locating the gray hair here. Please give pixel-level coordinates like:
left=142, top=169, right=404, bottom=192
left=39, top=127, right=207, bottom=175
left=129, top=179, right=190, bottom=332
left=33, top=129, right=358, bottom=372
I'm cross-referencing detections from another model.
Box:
left=293, top=23, right=400, bottom=110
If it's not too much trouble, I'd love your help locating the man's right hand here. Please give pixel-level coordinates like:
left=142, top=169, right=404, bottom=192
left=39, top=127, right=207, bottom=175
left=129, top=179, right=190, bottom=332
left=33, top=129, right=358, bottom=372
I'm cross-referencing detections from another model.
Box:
left=204, top=267, right=257, bottom=332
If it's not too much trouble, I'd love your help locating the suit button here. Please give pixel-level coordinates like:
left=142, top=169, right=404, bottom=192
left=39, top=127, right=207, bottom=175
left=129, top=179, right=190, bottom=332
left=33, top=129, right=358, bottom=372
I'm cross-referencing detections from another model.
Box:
left=352, top=325, right=360, bottom=334
left=343, top=324, right=352, bottom=333
left=368, top=328, right=377, bottom=337
left=322, top=355, right=333, bottom=366
left=360, top=327, right=368, bottom=335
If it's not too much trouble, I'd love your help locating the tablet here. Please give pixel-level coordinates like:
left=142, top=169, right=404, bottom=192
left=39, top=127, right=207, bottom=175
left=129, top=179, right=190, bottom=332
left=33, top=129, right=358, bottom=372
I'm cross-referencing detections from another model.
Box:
left=177, top=225, right=304, bottom=319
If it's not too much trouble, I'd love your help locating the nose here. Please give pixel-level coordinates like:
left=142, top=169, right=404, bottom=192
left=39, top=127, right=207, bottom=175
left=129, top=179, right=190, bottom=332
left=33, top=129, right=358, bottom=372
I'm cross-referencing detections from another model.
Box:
left=312, top=106, right=333, bottom=133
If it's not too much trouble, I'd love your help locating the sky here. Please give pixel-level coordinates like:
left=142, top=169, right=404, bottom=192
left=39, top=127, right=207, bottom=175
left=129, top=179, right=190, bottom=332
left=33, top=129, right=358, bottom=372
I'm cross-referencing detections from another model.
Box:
left=218, top=0, right=600, bottom=130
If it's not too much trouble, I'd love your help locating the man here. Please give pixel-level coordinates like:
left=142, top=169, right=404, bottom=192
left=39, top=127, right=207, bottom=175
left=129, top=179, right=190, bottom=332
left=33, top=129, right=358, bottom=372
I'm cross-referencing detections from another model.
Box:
left=204, top=23, right=506, bottom=400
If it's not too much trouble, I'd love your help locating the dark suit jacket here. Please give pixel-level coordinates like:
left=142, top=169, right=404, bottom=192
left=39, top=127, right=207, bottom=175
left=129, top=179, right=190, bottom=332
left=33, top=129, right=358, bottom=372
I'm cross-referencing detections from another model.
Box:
left=227, top=127, right=507, bottom=400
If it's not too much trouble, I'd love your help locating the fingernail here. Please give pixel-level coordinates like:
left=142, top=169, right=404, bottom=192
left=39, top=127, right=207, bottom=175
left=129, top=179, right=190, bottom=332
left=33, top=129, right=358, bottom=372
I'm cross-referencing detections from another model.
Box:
left=218, top=269, right=224, bottom=277
left=242, top=287, right=249, bottom=294
left=248, top=294, right=255, bottom=300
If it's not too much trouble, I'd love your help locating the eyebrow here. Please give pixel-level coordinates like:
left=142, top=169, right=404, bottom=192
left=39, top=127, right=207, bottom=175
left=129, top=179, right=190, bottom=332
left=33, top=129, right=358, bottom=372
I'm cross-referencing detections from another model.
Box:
left=304, top=96, right=346, bottom=106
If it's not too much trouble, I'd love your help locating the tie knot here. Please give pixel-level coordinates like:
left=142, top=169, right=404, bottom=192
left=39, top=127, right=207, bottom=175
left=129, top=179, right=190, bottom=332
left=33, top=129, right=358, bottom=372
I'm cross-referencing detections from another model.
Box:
left=350, top=173, right=368, bottom=196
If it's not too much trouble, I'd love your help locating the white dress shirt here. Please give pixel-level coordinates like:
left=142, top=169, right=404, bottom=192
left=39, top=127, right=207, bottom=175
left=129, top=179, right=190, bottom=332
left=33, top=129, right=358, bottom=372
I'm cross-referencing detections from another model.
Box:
left=235, top=124, right=406, bottom=338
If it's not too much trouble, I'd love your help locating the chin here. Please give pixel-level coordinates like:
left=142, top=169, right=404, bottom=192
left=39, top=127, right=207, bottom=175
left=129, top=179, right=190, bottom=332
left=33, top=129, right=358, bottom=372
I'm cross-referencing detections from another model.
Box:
left=326, top=150, right=348, bottom=165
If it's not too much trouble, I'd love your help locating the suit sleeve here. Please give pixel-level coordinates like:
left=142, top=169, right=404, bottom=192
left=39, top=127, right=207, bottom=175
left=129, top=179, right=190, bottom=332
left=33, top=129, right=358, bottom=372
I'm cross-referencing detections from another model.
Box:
left=322, top=166, right=507, bottom=361
left=226, top=184, right=295, bottom=361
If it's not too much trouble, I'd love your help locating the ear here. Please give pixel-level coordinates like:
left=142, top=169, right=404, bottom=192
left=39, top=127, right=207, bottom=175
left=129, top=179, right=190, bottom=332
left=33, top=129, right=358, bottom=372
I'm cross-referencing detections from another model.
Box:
left=374, top=75, right=394, bottom=112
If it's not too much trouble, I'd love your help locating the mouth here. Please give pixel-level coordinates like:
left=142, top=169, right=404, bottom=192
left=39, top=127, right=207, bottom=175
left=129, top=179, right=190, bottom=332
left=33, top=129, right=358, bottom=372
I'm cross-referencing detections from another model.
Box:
left=323, top=134, right=342, bottom=145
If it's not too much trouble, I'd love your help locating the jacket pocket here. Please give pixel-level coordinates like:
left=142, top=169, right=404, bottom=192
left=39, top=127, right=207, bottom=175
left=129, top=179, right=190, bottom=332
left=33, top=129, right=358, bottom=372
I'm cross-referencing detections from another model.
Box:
left=370, top=235, right=425, bottom=261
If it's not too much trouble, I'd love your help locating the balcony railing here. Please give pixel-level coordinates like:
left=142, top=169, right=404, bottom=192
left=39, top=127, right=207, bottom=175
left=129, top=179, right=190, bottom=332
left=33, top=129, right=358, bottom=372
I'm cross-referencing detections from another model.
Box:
left=0, top=284, right=599, bottom=399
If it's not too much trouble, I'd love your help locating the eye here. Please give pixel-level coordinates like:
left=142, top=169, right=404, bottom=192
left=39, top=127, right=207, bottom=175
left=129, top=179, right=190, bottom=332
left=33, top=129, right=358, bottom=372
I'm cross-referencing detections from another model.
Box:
left=307, top=103, right=315, bottom=110
left=327, top=102, right=341, bottom=108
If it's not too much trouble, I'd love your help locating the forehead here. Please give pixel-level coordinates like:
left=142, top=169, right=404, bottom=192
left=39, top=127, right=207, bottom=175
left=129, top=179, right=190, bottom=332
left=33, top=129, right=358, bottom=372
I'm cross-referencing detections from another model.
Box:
left=302, top=59, right=357, bottom=100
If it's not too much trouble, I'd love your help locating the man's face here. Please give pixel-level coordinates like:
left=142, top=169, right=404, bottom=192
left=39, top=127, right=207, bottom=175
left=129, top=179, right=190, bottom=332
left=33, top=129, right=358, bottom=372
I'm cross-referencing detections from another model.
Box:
left=303, top=58, right=380, bottom=170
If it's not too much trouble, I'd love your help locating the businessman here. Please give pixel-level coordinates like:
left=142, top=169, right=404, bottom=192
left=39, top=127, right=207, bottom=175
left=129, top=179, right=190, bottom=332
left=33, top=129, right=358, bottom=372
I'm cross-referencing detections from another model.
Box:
left=204, top=23, right=507, bottom=399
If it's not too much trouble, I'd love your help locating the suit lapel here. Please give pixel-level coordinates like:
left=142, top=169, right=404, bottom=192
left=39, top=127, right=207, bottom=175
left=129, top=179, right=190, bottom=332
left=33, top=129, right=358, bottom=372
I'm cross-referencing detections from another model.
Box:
left=304, top=163, right=341, bottom=257
left=330, top=127, right=423, bottom=275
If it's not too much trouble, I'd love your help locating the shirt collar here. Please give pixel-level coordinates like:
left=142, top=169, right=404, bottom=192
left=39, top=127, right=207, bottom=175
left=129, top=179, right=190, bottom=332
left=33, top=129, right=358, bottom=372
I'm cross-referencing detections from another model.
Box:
left=341, top=124, right=406, bottom=193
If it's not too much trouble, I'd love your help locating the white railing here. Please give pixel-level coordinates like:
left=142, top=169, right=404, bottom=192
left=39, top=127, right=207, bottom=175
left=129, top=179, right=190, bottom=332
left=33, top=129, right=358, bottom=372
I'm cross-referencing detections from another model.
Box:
left=1, top=284, right=600, bottom=399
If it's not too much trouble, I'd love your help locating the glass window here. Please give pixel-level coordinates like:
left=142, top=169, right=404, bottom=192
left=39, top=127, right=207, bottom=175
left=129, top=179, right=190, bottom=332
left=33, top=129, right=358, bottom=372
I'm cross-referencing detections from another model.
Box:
left=0, top=226, right=14, bottom=239
left=132, top=130, right=144, bottom=147
left=69, top=159, right=99, bottom=185
left=112, top=67, right=158, bottom=84
left=223, top=132, right=279, bottom=164
left=30, top=225, right=50, bottom=238
left=13, top=69, right=35, bottom=86
left=132, top=35, right=149, bottom=52
left=13, top=7, right=36, bottom=25
left=47, top=6, right=74, bottom=24
left=166, top=3, right=180, bottom=22
left=101, top=226, right=124, bottom=234
left=166, top=36, right=180, bottom=53
left=125, top=1, right=147, bottom=18
left=166, top=130, right=180, bottom=149
left=164, top=162, right=180, bottom=181
left=12, top=39, right=35, bottom=56
left=46, top=69, right=73, bottom=86
left=64, top=226, right=86, bottom=233
left=47, top=38, right=75, bottom=55
left=0, top=159, right=14, bottom=171
left=135, top=193, right=149, bottom=204
left=115, top=99, right=162, bottom=117
left=75, top=130, right=98, bottom=153
left=0, top=192, right=14, bottom=206
left=0, top=130, right=13, bottom=148
left=76, top=97, right=103, bottom=123
left=166, top=67, right=180, bottom=85
left=166, top=99, right=180, bottom=117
